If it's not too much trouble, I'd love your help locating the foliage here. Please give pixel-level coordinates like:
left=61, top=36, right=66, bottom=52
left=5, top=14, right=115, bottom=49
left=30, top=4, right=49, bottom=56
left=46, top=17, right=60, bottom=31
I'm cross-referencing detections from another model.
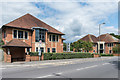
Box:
left=29, top=52, right=39, bottom=56
left=82, top=41, right=93, bottom=52
left=110, top=33, right=120, bottom=39
left=72, top=40, right=83, bottom=52
left=63, top=43, right=66, bottom=51
left=0, top=39, right=4, bottom=47
left=43, top=53, right=94, bottom=60
left=113, top=44, right=120, bottom=54
left=100, top=54, right=113, bottom=56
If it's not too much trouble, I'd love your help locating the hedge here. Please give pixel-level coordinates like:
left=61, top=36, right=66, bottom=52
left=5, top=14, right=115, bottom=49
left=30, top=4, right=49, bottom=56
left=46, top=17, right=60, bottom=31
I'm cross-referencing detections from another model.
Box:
left=100, top=54, right=113, bottom=56
left=29, top=52, right=39, bottom=56
left=43, top=53, right=94, bottom=60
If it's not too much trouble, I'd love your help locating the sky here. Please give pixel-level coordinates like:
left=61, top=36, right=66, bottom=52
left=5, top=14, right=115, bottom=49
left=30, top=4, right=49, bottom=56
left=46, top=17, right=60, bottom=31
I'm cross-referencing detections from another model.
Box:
left=0, top=0, right=119, bottom=42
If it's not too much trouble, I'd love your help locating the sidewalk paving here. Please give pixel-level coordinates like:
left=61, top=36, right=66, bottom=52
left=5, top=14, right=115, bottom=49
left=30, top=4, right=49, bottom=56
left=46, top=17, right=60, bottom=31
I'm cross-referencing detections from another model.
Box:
left=1, top=56, right=117, bottom=68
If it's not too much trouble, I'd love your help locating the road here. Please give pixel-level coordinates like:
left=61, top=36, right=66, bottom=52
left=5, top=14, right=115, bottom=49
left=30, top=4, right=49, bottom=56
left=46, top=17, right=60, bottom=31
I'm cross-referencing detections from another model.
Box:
left=1, top=56, right=119, bottom=79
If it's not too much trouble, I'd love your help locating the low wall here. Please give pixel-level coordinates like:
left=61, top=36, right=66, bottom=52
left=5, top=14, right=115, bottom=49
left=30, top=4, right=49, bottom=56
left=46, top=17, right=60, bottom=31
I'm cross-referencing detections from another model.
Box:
left=113, top=54, right=120, bottom=56
left=30, top=56, right=39, bottom=61
left=94, top=54, right=99, bottom=58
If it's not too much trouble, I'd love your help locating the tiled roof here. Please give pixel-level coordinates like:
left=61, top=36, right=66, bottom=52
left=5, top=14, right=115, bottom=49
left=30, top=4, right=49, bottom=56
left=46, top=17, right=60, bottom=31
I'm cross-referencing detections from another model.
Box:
left=2, top=39, right=31, bottom=48
left=98, top=33, right=119, bottom=43
left=80, top=34, right=98, bottom=43
left=3, top=13, right=64, bottom=35
left=80, top=33, right=119, bottom=43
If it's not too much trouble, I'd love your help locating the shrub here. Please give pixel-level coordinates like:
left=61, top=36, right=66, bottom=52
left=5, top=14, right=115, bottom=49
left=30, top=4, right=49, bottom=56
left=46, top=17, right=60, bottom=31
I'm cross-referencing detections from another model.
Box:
left=43, top=53, right=93, bottom=60
left=100, top=54, right=113, bottom=56
left=29, top=52, right=39, bottom=56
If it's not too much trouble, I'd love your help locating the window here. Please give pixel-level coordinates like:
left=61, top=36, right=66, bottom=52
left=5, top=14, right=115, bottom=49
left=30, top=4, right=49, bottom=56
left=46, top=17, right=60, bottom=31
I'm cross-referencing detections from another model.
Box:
left=56, top=35, right=59, bottom=42
left=4, top=30, right=6, bottom=38
left=18, top=31, right=23, bottom=38
left=27, top=48, right=30, bottom=52
left=93, top=50, right=95, bottom=53
left=35, top=29, right=39, bottom=42
left=40, top=47, right=44, bottom=53
left=49, top=35, right=52, bottom=41
left=93, top=44, right=96, bottom=47
left=111, top=43, right=113, bottom=47
left=36, top=47, right=38, bottom=52
left=108, top=43, right=113, bottom=47
left=25, top=31, right=28, bottom=39
left=47, top=48, right=50, bottom=53
left=109, top=50, right=112, bottom=54
left=35, top=29, right=46, bottom=42
left=52, top=35, right=55, bottom=42
left=52, top=48, right=56, bottom=53
left=13, top=30, right=17, bottom=38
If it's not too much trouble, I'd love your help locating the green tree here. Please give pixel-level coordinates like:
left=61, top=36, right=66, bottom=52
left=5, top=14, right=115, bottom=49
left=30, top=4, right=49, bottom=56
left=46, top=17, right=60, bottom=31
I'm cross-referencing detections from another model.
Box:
left=0, top=39, right=4, bottom=47
left=82, top=41, right=93, bottom=52
left=63, top=43, right=66, bottom=51
left=110, top=33, right=120, bottom=39
left=113, top=44, right=120, bottom=54
left=72, top=40, right=83, bottom=52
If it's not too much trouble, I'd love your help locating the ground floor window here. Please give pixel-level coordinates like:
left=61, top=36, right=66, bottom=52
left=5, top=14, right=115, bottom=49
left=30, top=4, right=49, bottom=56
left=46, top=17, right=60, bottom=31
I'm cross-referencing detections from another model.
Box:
left=40, top=47, right=44, bottom=53
left=27, top=48, right=30, bottom=52
left=93, top=50, right=95, bottom=53
left=36, top=47, right=38, bottom=52
left=109, top=50, right=112, bottom=54
left=52, top=48, right=56, bottom=53
left=47, top=48, right=50, bottom=53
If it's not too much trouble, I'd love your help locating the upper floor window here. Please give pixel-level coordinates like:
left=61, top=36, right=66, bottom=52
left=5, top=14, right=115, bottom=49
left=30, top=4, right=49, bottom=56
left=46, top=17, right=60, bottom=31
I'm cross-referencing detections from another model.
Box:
left=18, top=31, right=23, bottom=38
left=56, top=35, right=59, bottom=42
left=108, top=43, right=113, bottom=47
left=13, top=30, right=17, bottom=38
left=4, top=30, right=6, bottom=38
left=25, top=31, right=28, bottom=39
left=13, top=30, right=28, bottom=39
left=52, top=35, right=55, bottom=42
left=35, top=29, right=46, bottom=42
left=49, top=35, right=52, bottom=41
left=93, top=44, right=96, bottom=47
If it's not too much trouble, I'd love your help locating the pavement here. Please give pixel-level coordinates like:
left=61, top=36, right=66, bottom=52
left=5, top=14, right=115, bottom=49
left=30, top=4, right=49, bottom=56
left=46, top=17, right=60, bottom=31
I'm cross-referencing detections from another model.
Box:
left=0, top=56, right=119, bottom=79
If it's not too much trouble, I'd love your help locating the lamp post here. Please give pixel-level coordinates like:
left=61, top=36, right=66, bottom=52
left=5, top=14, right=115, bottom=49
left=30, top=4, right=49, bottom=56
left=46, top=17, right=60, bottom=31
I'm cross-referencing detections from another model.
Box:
left=98, top=22, right=105, bottom=55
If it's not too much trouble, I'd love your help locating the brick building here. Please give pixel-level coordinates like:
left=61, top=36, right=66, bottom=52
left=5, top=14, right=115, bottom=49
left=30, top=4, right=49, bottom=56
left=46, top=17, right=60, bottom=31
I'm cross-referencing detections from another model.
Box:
left=1, top=13, right=65, bottom=62
left=77, top=34, right=119, bottom=54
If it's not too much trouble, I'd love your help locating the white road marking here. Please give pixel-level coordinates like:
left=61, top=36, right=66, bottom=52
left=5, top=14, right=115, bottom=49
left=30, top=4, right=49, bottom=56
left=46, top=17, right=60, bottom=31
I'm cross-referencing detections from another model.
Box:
left=76, top=65, right=98, bottom=71
left=102, top=63, right=110, bottom=65
left=0, top=68, right=6, bottom=70
left=37, top=75, right=53, bottom=78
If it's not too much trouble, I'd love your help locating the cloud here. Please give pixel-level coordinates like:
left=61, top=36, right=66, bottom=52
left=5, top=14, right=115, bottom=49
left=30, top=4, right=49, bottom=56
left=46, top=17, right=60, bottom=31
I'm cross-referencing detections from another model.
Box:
left=40, top=2, right=118, bottom=42
left=0, top=2, right=43, bottom=27
left=0, top=1, right=118, bottom=43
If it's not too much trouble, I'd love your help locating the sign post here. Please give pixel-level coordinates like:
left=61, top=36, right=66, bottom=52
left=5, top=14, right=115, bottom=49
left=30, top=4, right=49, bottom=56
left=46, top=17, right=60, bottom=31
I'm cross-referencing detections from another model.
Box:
left=39, top=40, right=42, bottom=61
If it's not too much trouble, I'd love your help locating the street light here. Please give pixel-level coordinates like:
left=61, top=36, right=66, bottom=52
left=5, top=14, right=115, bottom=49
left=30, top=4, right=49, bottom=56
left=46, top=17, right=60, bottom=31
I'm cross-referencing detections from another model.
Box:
left=98, top=22, right=105, bottom=55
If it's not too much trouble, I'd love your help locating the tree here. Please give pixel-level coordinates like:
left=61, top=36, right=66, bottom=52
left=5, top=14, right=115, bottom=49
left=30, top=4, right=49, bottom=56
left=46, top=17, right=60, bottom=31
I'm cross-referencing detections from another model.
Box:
left=82, top=41, right=93, bottom=52
left=0, top=39, right=4, bottom=47
left=110, top=33, right=120, bottom=39
left=72, top=40, right=83, bottom=52
left=113, top=44, right=120, bottom=54
left=63, top=43, right=66, bottom=51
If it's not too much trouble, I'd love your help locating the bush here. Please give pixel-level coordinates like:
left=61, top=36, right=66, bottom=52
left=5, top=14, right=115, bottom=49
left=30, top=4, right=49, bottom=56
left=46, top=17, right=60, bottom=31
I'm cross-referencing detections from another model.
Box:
left=100, top=54, right=113, bottom=56
left=43, top=53, right=94, bottom=60
left=29, top=52, right=39, bottom=56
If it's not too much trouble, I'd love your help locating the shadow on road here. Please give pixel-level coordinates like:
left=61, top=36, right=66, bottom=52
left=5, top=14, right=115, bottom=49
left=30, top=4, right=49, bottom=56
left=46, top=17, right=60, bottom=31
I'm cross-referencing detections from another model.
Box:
left=109, top=60, right=120, bottom=70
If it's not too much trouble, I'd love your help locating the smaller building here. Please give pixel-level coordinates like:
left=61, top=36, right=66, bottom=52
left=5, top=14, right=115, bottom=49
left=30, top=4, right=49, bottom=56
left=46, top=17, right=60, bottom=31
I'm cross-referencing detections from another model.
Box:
left=77, top=33, right=119, bottom=54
